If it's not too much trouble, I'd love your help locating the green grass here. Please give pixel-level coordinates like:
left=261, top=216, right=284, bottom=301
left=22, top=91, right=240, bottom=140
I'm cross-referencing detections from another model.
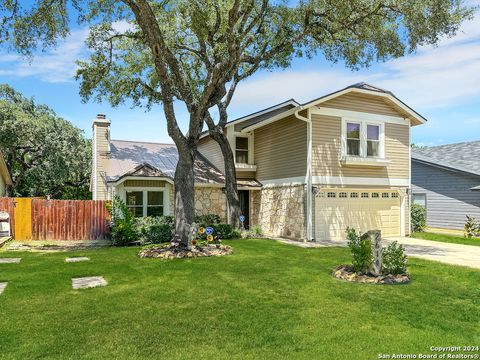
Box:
left=412, top=231, right=480, bottom=247
left=0, top=239, right=479, bottom=360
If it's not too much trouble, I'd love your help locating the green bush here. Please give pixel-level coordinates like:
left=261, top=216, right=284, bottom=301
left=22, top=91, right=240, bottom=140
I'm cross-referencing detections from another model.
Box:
left=346, top=227, right=373, bottom=273
left=106, top=196, right=139, bottom=246
left=242, top=225, right=263, bottom=239
left=214, top=223, right=234, bottom=239
left=136, top=216, right=174, bottom=244
left=411, top=204, right=427, bottom=232
left=382, top=241, right=408, bottom=275
left=195, top=214, right=221, bottom=225
left=464, top=215, right=480, bottom=238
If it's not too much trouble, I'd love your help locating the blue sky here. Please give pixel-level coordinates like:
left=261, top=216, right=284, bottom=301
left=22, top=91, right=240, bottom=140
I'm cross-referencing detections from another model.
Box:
left=0, top=12, right=479, bottom=147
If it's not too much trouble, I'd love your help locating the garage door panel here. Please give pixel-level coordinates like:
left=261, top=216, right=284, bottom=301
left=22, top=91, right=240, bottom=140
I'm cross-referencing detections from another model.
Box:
left=315, top=189, right=401, bottom=241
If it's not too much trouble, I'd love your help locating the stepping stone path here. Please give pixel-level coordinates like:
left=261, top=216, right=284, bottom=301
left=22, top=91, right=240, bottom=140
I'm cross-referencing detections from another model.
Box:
left=0, top=258, right=21, bottom=264
left=72, top=276, right=107, bottom=290
left=65, top=257, right=90, bottom=263
left=0, top=282, right=7, bottom=295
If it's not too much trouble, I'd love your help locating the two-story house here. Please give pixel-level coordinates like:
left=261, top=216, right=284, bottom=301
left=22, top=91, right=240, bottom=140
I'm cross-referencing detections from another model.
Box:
left=91, top=83, right=425, bottom=242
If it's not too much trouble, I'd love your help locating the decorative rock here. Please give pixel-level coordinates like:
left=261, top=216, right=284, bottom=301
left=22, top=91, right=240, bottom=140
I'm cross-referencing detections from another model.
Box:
left=72, top=276, right=108, bottom=290
left=331, top=265, right=410, bottom=285
left=0, top=282, right=7, bottom=295
left=65, top=257, right=90, bottom=263
left=0, top=258, right=21, bottom=264
left=139, top=244, right=233, bottom=259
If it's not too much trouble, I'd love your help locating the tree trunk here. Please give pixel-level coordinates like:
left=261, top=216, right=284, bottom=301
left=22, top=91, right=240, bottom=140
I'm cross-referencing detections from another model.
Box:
left=210, top=130, right=241, bottom=228
left=173, top=144, right=196, bottom=247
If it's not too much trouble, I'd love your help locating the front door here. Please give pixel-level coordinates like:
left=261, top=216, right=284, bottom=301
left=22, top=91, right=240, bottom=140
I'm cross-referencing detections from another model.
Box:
left=238, top=190, right=250, bottom=229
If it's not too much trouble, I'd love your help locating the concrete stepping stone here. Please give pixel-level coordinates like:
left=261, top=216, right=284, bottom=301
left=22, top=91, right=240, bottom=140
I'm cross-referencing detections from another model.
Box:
left=0, top=282, right=7, bottom=295
left=0, top=258, right=21, bottom=264
left=65, top=257, right=90, bottom=263
left=72, top=276, right=107, bottom=290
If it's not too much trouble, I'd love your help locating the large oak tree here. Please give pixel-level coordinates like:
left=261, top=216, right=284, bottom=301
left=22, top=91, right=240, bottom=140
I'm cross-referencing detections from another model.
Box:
left=0, top=0, right=473, bottom=244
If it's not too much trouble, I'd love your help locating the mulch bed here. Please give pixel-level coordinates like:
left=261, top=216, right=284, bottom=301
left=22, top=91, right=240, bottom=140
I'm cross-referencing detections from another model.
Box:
left=332, top=265, right=411, bottom=285
left=139, top=244, right=233, bottom=259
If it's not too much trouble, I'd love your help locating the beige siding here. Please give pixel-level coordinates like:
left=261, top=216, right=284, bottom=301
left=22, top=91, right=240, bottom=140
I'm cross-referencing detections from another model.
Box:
left=123, top=180, right=167, bottom=187
left=198, top=136, right=225, bottom=173
left=0, top=175, right=5, bottom=197
left=93, top=122, right=110, bottom=200
left=321, top=92, right=401, bottom=117
left=311, top=115, right=409, bottom=179
left=254, top=115, right=307, bottom=181
left=236, top=170, right=256, bottom=179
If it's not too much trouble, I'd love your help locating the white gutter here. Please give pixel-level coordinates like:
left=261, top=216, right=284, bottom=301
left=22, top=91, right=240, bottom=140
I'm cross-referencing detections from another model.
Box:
left=294, top=107, right=313, bottom=242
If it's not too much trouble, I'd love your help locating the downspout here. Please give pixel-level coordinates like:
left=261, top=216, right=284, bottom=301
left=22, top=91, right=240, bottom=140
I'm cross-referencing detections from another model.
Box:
left=294, top=107, right=313, bottom=242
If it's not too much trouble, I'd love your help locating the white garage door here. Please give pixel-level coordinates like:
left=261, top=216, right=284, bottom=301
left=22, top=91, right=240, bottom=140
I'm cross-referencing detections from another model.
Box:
left=315, top=189, right=401, bottom=241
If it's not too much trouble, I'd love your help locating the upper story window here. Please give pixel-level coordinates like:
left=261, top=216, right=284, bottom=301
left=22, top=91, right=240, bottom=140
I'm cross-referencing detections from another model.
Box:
left=343, top=120, right=384, bottom=158
left=235, top=136, right=249, bottom=164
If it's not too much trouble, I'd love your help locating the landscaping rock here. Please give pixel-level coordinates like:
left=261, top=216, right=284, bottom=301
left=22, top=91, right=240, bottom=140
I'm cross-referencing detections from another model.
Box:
left=139, top=244, right=233, bottom=259
left=0, top=282, right=7, bottom=295
left=0, top=258, right=21, bottom=264
left=72, top=276, right=108, bottom=290
left=65, top=257, right=90, bottom=263
left=332, top=265, right=410, bottom=285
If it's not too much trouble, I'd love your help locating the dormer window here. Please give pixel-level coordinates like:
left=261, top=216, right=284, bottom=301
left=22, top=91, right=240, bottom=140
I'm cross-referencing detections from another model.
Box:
left=235, top=136, right=249, bottom=164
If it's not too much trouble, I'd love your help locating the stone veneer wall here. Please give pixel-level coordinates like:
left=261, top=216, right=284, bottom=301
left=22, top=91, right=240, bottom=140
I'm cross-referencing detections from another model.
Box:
left=194, top=187, right=228, bottom=223
left=251, top=185, right=306, bottom=240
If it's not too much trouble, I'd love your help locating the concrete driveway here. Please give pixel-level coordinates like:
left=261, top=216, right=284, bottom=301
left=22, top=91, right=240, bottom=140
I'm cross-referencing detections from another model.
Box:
left=276, top=237, right=480, bottom=269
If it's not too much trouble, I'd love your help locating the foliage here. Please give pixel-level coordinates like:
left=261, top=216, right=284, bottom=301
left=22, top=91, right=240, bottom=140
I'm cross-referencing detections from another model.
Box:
left=412, top=231, right=480, bottom=247
left=106, top=196, right=138, bottom=246
left=213, top=224, right=235, bottom=240
left=195, top=214, right=221, bottom=225
left=464, top=216, right=480, bottom=238
left=346, top=227, right=373, bottom=273
left=193, top=225, right=222, bottom=247
left=0, top=84, right=91, bottom=199
left=382, top=241, right=408, bottom=275
left=136, top=216, right=174, bottom=244
left=242, top=225, right=263, bottom=239
left=411, top=204, right=427, bottom=232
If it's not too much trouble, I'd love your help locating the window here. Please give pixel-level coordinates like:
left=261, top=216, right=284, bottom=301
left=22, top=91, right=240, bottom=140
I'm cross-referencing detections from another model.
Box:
left=339, top=192, right=347, bottom=198
left=126, top=191, right=144, bottom=217
left=350, top=192, right=358, bottom=198
left=346, top=123, right=361, bottom=156
left=343, top=120, right=384, bottom=158
left=361, top=192, right=369, bottom=198
left=372, top=192, right=379, bottom=198
left=367, top=125, right=380, bottom=157
left=382, top=192, right=389, bottom=198
left=391, top=193, right=399, bottom=198
left=413, top=193, right=426, bottom=207
left=235, top=137, right=249, bottom=164
left=147, top=191, right=164, bottom=217
left=327, top=192, right=336, bottom=198
left=126, top=190, right=165, bottom=217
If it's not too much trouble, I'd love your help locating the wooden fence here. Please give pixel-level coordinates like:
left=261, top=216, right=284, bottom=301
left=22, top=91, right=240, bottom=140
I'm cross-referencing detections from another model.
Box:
left=0, top=198, right=110, bottom=241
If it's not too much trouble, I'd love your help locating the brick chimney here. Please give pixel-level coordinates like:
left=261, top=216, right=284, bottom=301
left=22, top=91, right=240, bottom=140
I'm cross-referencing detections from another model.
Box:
left=92, top=114, right=111, bottom=200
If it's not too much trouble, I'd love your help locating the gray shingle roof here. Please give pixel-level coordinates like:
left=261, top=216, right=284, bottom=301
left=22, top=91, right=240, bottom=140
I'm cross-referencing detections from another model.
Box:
left=412, top=140, right=480, bottom=177
left=105, top=140, right=226, bottom=184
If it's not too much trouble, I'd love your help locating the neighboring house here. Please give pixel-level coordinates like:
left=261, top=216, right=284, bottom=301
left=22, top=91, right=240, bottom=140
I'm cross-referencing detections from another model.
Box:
left=412, top=141, right=480, bottom=230
left=92, top=82, right=425, bottom=241
left=0, top=150, right=12, bottom=197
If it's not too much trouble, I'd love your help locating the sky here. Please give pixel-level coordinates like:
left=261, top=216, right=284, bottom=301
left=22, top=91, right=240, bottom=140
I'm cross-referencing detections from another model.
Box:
left=0, top=10, right=479, bottom=147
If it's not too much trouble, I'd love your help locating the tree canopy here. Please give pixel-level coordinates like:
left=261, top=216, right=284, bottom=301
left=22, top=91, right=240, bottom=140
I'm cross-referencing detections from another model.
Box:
left=0, top=84, right=91, bottom=199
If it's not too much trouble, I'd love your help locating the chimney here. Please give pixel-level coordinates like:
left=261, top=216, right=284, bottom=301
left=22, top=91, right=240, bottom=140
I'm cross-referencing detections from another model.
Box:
left=92, top=114, right=111, bottom=200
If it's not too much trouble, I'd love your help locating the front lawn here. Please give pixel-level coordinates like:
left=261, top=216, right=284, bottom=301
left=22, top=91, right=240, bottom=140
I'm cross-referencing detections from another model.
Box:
left=412, top=231, right=480, bottom=247
left=0, top=239, right=479, bottom=359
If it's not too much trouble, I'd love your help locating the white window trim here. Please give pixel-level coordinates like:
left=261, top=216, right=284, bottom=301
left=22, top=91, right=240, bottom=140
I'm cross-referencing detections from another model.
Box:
left=341, top=118, right=385, bottom=159
left=122, top=186, right=170, bottom=217
left=234, top=132, right=254, bottom=165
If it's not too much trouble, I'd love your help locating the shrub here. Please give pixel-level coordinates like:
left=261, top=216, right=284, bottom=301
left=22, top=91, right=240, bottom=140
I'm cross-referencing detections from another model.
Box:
left=382, top=241, right=408, bottom=275
left=195, top=214, right=221, bottom=225
left=464, top=215, right=480, bottom=238
left=242, top=225, right=263, bottom=239
left=136, top=216, right=174, bottom=244
left=231, top=228, right=242, bottom=239
left=214, top=223, right=234, bottom=239
left=106, top=196, right=139, bottom=246
left=411, top=204, right=427, bottom=232
left=346, top=227, right=373, bottom=273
